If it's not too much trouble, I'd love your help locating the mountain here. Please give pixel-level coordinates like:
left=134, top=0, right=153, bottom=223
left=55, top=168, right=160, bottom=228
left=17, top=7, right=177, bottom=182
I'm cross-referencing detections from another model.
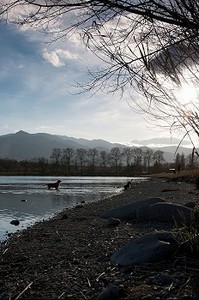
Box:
left=152, top=146, right=192, bottom=163
left=0, top=130, right=193, bottom=162
left=130, top=137, right=192, bottom=147
left=0, top=131, right=125, bottom=161
left=130, top=138, right=193, bottom=162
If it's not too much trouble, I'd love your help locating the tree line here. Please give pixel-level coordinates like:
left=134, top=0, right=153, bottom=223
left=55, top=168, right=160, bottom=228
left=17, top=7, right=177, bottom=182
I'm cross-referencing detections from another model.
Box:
left=0, top=147, right=196, bottom=176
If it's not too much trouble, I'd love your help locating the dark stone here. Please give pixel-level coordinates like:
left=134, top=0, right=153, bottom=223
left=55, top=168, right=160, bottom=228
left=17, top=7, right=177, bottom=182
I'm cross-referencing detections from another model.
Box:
left=97, top=285, right=120, bottom=300
left=75, top=204, right=84, bottom=208
left=105, top=218, right=121, bottom=227
left=137, top=202, right=193, bottom=224
left=100, top=197, right=166, bottom=221
left=10, top=219, right=20, bottom=226
left=154, top=273, right=173, bottom=285
left=61, top=214, right=68, bottom=220
left=111, top=231, right=177, bottom=266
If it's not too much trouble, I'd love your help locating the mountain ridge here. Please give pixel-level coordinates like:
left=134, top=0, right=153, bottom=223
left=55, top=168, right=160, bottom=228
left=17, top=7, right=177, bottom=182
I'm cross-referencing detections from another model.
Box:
left=0, top=131, right=192, bottom=162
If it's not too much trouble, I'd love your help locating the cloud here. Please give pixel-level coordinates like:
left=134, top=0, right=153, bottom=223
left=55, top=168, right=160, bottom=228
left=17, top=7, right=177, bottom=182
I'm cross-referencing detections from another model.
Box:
left=42, top=48, right=78, bottom=67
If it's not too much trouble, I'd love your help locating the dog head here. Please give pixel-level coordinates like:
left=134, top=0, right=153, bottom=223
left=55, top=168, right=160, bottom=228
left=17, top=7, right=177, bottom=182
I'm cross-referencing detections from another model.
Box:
left=57, top=180, right=61, bottom=184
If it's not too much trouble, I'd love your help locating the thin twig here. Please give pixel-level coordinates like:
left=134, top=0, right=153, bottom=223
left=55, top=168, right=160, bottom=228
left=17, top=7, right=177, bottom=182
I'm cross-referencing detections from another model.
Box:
left=87, top=278, right=91, bottom=287
left=14, top=282, right=33, bottom=300
left=2, top=248, right=8, bottom=255
left=168, top=282, right=173, bottom=291
left=180, top=277, right=191, bottom=287
left=80, top=290, right=87, bottom=299
left=58, top=291, right=66, bottom=299
left=96, top=271, right=105, bottom=282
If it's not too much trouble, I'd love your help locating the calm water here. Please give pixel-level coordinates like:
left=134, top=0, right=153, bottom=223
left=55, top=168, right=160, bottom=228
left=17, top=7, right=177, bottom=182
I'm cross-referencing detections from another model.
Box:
left=0, top=176, right=146, bottom=242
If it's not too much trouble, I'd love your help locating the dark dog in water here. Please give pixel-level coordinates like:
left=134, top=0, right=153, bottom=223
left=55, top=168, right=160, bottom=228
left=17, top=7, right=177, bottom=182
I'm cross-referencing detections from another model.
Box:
left=123, top=181, right=131, bottom=190
left=46, top=180, right=61, bottom=190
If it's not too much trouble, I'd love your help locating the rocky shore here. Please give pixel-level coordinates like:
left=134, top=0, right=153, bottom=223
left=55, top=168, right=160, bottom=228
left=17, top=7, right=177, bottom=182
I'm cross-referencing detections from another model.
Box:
left=0, top=177, right=199, bottom=299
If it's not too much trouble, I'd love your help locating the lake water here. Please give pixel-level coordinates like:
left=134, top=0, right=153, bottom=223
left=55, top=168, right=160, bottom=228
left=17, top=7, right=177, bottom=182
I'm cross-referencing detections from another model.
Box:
left=0, top=176, right=146, bottom=242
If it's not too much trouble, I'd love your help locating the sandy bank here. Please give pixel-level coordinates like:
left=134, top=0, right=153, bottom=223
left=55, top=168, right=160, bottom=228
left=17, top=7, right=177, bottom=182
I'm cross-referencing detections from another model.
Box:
left=0, top=177, right=199, bottom=299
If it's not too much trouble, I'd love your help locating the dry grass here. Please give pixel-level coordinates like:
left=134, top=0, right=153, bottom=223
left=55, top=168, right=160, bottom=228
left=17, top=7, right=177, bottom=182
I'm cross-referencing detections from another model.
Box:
left=172, top=205, right=199, bottom=257
left=151, top=168, right=199, bottom=184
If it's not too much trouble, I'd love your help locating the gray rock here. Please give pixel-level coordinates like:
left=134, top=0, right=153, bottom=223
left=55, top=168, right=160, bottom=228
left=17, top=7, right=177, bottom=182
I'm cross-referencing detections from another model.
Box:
left=97, top=285, right=120, bottom=300
left=100, top=197, right=165, bottom=221
left=105, top=217, right=121, bottom=227
left=111, top=231, right=177, bottom=266
left=10, top=219, right=20, bottom=226
left=154, top=273, right=173, bottom=285
left=137, top=202, right=193, bottom=223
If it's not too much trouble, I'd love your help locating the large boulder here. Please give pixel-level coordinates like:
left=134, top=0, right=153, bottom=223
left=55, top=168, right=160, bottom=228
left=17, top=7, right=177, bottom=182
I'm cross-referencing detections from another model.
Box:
left=111, top=231, right=177, bottom=266
left=100, top=197, right=165, bottom=221
left=137, top=202, right=193, bottom=224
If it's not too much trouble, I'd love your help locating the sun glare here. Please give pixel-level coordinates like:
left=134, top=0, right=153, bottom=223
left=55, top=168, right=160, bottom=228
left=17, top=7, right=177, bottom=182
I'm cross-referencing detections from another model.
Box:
left=175, top=83, right=199, bottom=107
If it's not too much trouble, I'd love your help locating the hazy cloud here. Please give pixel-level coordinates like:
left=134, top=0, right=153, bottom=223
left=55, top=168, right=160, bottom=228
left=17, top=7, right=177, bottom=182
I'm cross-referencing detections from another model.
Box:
left=43, top=48, right=78, bottom=67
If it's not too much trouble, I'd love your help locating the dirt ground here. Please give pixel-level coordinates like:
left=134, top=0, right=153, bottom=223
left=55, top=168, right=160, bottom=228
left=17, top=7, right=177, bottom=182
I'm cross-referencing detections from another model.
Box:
left=0, top=177, right=199, bottom=299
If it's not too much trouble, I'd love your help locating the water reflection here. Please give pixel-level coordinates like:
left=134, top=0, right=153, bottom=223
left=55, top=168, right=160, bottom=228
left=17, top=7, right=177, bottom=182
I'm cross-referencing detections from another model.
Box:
left=0, top=176, right=147, bottom=241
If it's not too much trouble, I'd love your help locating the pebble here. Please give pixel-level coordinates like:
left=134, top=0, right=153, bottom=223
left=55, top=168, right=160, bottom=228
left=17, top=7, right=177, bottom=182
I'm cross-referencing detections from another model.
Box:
left=10, top=219, right=20, bottom=226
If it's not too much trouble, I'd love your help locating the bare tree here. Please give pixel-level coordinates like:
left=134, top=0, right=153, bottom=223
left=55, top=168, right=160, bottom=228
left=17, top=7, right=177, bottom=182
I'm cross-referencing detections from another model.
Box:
left=122, top=147, right=134, bottom=167
left=153, top=150, right=165, bottom=165
left=2, top=1, right=199, bottom=142
left=99, top=150, right=109, bottom=171
left=50, top=147, right=62, bottom=164
left=87, top=148, right=98, bottom=169
left=143, top=149, right=154, bottom=172
left=75, top=148, right=87, bottom=173
left=50, top=147, right=62, bottom=172
left=180, top=152, right=186, bottom=171
left=109, top=147, right=122, bottom=172
left=62, top=147, right=74, bottom=173
left=175, top=152, right=181, bottom=172
left=132, top=147, right=143, bottom=170
left=87, top=148, right=98, bottom=167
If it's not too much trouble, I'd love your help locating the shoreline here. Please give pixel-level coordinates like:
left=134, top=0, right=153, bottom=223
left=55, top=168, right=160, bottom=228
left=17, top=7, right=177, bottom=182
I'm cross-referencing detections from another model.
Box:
left=0, top=177, right=199, bottom=299
left=0, top=176, right=133, bottom=242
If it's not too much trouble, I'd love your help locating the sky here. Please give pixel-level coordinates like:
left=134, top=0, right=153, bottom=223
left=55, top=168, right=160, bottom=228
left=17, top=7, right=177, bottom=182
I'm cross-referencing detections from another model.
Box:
left=0, top=19, right=193, bottom=145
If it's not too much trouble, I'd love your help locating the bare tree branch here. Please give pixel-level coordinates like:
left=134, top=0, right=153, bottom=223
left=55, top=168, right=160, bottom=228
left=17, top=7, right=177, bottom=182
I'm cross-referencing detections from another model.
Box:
left=1, top=0, right=199, bottom=144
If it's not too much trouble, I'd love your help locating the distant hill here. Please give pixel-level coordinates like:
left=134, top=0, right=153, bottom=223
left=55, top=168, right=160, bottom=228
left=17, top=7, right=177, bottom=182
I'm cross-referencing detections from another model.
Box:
left=0, top=131, right=125, bottom=161
left=130, top=137, right=192, bottom=162
left=152, top=146, right=192, bottom=163
left=131, top=137, right=191, bottom=147
left=0, top=130, right=192, bottom=162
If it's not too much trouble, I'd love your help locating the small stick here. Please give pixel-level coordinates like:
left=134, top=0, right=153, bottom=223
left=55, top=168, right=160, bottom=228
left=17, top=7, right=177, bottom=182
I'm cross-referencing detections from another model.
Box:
left=2, top=248, right=8, bottom=255
left=14, top=282, right=33, bottom=300
left=87, top=278, right=91, bottom=287
left=80, top=291, right=87, bottom=299
left=168, top=282, right=173, bottom=291
left=58, top=291, right=66, bottom=299
left=181, top=277, right=191, bottom=287
left=96, top=271, right=105, bottom=282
